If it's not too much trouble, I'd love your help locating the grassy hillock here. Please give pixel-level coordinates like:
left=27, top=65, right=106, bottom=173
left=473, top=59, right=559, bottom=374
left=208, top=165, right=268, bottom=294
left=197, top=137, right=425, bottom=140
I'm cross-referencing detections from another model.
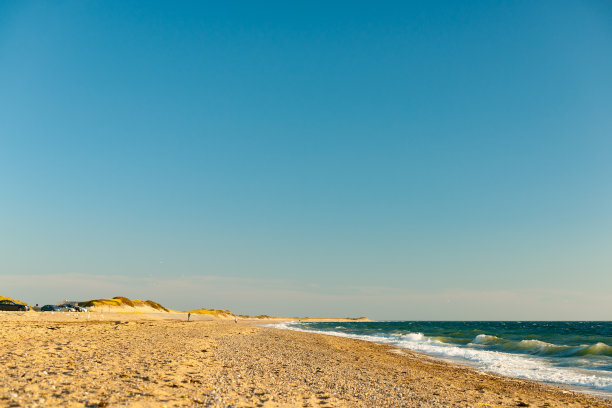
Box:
left=0, top=296, right=30, bottom=307
left=79, top=296, right=170, bottom=312
left=188, top=308, right=233, bottom=318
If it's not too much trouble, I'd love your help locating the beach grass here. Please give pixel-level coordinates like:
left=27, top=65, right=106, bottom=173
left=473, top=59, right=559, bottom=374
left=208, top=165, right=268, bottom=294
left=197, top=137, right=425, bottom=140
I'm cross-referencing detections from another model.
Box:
left=0, top=295, right=30, bottom=307
left=188, top=307, right=233, bottom=317
left=78, top=296, right=169, bottom=312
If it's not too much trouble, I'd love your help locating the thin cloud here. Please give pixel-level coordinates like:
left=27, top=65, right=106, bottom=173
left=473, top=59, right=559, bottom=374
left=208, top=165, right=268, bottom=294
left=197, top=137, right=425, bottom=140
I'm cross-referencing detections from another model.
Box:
left=2, top=273, right=610, bottom=320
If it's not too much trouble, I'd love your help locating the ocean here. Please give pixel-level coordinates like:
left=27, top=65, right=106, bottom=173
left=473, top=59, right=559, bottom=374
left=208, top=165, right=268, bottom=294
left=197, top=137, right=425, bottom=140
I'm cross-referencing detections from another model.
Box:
left=268, top=321, right=612, bottom=396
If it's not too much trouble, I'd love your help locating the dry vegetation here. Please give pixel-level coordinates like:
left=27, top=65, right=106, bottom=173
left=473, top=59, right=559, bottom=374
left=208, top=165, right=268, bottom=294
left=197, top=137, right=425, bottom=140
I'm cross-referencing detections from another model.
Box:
left=0, top=295, right=30, bottom=307
left=188, top=307, right=233, bottom=318
left=78, top=297, right=234, bottom=317
left=78, top=296, right=170, bottom=312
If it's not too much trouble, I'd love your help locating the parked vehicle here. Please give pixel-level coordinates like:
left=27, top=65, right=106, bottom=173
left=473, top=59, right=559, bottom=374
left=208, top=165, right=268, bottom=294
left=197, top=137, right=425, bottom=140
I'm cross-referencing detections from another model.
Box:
left=0, top=300, right=30, bottom=311
left=40, top=305, right=61, bottom=312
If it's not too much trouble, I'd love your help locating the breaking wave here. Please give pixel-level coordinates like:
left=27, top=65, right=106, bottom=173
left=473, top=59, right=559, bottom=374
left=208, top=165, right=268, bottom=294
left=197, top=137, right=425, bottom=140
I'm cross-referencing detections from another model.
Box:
left=469, top=336, right=612, bottom=358
left=266, top=322, right=612, bottom=395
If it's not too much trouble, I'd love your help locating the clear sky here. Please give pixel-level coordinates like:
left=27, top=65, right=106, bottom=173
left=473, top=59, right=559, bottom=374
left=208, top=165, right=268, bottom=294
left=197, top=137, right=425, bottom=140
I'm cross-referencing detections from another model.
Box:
left=1, top=1, right=611, bottom=320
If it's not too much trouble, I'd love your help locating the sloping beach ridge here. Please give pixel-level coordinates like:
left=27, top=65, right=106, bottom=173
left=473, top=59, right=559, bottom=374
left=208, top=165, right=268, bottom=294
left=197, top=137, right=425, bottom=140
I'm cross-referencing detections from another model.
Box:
left=74, top=296, right=369, bottom=322
left=1, top=295, right=611, bottom=407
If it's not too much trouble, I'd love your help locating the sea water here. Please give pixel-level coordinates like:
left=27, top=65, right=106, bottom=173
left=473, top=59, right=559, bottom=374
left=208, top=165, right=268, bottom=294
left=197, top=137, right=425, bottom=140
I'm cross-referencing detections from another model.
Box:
left=267, top=321, right=612, bottom=396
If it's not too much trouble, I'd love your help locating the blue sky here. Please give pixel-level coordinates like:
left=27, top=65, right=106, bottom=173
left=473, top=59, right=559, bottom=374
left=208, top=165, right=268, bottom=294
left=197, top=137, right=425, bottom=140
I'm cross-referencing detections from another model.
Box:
left=1, top=1, right=611, bottom=319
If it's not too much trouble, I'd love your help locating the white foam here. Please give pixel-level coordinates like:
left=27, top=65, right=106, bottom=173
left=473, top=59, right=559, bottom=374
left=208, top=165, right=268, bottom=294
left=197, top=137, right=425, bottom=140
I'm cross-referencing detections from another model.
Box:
left=401, top=332, right=426, bottom=342
left=472, top=334, right=501, bottom=344
left=265, top=323, right=612, bottom=394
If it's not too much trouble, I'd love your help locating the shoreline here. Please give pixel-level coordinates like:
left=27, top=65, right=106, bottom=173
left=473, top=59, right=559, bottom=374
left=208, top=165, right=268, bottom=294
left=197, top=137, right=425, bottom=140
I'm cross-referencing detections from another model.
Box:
left=0, top=313, right=610, bottom=407
left=265, top=319, right=612, bottom=400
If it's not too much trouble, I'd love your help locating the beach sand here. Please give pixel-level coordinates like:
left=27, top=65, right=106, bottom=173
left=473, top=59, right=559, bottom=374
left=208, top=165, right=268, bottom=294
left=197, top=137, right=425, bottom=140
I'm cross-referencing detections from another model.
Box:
left=0, top=313, right=610, bottom=407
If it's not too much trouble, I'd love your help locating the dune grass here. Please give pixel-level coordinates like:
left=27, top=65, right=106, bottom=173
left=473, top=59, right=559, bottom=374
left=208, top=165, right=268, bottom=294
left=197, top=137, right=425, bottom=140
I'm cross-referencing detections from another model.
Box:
left=0, top=296, right=31, bottom=307
left=79, top=296, right=170, bottom=312
left=76, top=297, right=234, bottom=316
left=188, top=308, right=233, bottom=317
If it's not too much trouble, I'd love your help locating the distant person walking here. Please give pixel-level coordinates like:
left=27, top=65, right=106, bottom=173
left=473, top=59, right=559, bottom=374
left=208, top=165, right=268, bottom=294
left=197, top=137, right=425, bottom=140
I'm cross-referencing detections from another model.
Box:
left=187, top=312, right=191, bottom=321
left=234, top=316, right=238, bottom=324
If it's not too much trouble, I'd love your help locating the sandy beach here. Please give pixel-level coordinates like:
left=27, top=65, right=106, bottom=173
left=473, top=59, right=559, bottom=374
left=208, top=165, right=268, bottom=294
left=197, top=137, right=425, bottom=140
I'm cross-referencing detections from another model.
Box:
left=0, top=312, right=610, bottom=408
left=5, top=2, right=611, bottom=405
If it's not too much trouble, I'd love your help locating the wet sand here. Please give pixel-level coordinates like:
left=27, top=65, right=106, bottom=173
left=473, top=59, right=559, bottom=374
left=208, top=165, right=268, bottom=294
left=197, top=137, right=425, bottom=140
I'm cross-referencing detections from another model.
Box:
left=0, top=313, right=610, bottom=407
